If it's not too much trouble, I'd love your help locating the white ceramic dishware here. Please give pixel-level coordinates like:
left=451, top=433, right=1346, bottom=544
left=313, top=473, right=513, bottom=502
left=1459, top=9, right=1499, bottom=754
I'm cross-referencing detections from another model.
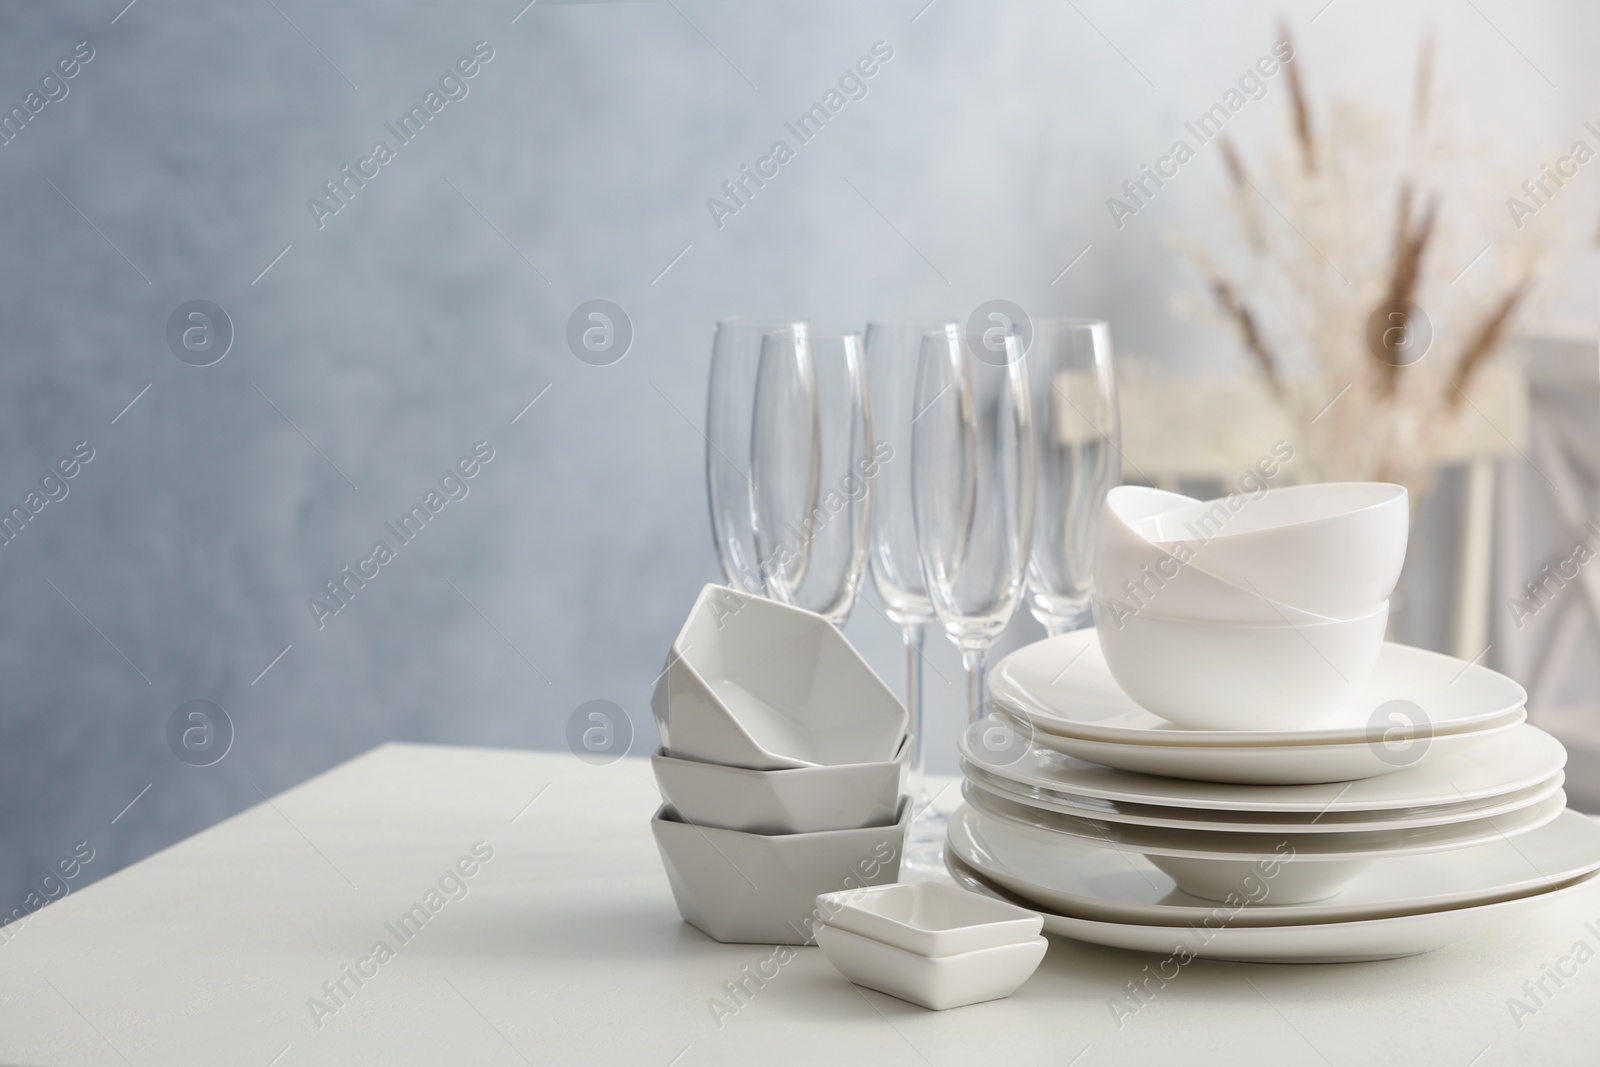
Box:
left=989, top=630, right=1529, bottom=747
left=651, top=800, right=909, bottom=945
left=961, top=788, right=1567, bottom=903
left=946, top=806, right=1600, bottom=928
left=1020, top=711, right=1525, bottom=784
left=1097, top=486, right=1330, bottom=624
left=946, top=853, right=1596, bottom=963
left=652, top=585, right=908, bottom=770
left=1092, top=601, right=1390, bottom=731
left=958, top=720, right=1568, bottom=811
left=652, top=738, right=908, bottom=835
left=815, top=923, right=1048, bottom=1010
left=815, top=881, right=1042, bottom=957
left=961, top=759, right=1565, bottom=834
left=1133, top=482, right=1409, bottom=619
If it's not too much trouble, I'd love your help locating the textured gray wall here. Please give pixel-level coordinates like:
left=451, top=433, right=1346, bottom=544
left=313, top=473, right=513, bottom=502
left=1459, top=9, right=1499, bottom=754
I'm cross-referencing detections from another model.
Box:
left=1, top=1, right=1594, bottom=911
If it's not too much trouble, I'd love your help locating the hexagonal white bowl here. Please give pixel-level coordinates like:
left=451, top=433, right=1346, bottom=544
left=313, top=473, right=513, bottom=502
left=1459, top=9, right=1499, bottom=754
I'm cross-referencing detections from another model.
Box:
left=651, top=800, right=908, bottom=945
left=651, top=736, right=908, bottom=835
left=651, top=585, right=908, bottom=770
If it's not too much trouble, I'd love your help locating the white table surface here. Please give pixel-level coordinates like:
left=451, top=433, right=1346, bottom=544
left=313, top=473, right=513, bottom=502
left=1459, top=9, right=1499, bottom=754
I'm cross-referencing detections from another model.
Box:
left=2, top=743, right=1597, bottom=1066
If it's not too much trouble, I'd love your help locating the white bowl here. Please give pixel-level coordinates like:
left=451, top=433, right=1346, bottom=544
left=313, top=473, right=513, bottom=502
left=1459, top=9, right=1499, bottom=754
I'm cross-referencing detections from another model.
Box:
left=651, top=585, right=908, bottom=769
left=815, top=924, right=1048, bottom=1010
left=815, top=881, right=1042, bottom=957
left=651, top=800, right=908, bottom=945
left=1092, top=601, right=1389, bottom=731
left=1098, top=487, right=1331, bottom=624
left=1134, top=482, right=1409, bottom=619
left=651, top=737, right=908, bottom=835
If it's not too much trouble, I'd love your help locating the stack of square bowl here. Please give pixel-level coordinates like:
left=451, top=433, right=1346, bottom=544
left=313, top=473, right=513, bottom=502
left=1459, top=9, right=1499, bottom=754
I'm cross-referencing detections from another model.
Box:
left=944, top=483, right=1600, bottom=962
left=650, top=585, right=911, bottom=945
left=811, top=882, right=1047, bottom=1010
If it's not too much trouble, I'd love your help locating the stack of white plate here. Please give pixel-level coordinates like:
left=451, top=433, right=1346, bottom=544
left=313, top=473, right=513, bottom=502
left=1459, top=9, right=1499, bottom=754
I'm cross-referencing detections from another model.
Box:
left=945, top=629, right=1599, bottom=963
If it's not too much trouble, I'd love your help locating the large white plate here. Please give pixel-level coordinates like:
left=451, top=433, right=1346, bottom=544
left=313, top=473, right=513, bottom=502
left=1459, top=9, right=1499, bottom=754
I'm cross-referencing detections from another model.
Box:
left=960, top=719, right=1567, bottom=807
left=961, top=759, right=1567, bottom=833
left=961, top=783, right=1567, bottom=861
left=945, top=851, right=1599, bottom=962
left=1019, top=714, right=1525, bottom=784
left=990, top=630, right=1528, bottom=747
left=946, top=806, right=1600, bottom=927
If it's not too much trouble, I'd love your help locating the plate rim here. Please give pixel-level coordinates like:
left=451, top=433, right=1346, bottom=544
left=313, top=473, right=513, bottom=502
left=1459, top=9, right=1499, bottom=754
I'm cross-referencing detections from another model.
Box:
left=946, top=805, right=1600, bottom=928
left=991, top=630, right=1528, bottom=747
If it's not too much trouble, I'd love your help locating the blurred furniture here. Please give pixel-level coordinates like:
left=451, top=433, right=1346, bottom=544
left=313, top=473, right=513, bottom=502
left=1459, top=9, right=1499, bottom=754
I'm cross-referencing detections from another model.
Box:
left=3, top=743, right=1599, bottom=1065
left=1119, top=360, right=1529, bottom=663
left=1495, top=332, right=1600, bottom=810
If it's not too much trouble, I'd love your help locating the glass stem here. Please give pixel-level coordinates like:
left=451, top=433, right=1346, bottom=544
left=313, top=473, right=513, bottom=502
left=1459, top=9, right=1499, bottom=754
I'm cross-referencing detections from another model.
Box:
left=904, top=622, right=928, bottom=803
left=961, top=647, right=989, bottom=725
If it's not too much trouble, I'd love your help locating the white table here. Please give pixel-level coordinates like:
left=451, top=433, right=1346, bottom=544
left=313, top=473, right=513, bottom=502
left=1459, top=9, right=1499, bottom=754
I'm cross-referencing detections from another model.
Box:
left=2, top=744, right=1596, bottom=1066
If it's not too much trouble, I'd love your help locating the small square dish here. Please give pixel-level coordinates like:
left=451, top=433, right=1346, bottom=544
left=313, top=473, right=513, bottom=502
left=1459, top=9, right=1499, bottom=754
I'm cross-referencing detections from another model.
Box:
left=815, top=881, right=1043, bottom=957
left=815, top=923, right=1048, bottom=1011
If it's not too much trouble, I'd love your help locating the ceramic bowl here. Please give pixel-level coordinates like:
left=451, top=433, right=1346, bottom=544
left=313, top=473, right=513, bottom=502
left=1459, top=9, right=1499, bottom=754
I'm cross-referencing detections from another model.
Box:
left=1134, top=482, right=1409, bottom=619
left=1098, top=487, right=1330, bottom=624
left=1092, top=599, right=1390, bottom=731
left=651, top=800, right=908, bottom=945
left=651, top=585, right=908, bottom=770
left=651, top=736, right=908, bottom=835
left=815, top=924, right=1048, bottom=1011
left=815, top=881, right=1042, bottom=957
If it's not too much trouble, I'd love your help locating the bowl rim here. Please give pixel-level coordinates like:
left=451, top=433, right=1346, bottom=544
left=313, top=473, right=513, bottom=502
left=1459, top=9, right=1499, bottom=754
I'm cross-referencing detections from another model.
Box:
left=1093, top=597, right=1388, bottom=632
left=1132, top=481, right=1408, bottom=544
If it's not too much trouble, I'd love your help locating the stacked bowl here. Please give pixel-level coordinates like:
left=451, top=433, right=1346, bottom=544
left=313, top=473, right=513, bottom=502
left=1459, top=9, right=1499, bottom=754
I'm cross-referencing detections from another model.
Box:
left=650, top=585, right=911, bottom=945
left=945, top=483, right=1600, bottom=962
left=1093, top=483, right=1407, bottom=730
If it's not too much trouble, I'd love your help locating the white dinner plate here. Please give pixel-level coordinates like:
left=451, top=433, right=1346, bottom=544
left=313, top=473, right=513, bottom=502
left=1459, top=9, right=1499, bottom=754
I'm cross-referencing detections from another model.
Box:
left=946, top=806, right=1600, bottom=927
left=945, top=852, right=1599, bottom=962
left=961, top=759, right=1567, bottom=833
left=960, top=720, right=1566, bottom=805
left=961, top=784, right=1567, bottom=862
left=990, top=630, right=1528, bottom=747
left=1020, top=712, right=1524, bottom=784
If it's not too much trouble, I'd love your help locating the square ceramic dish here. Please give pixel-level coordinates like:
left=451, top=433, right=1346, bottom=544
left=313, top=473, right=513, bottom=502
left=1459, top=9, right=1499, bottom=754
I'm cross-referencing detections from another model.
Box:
left=815, top=923, right=1048, bottom=1010
left=815, top=881, right=1042, bottom=957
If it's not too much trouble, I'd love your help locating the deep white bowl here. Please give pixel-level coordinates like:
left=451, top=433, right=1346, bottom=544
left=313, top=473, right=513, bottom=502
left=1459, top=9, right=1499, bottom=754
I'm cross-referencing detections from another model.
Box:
left=1134, top=482, right=1409, bottom=619
left=1092, top=600, right=1390, bottom=731
left=651, top=585, right=908, bottom=769
left=1098, top=486, right=1331, bottom=624
left=815, top=880, right=1042, bottom=958
left=815, top=924, right=1047, bottom=1011
left=651, top=736, right=908, bottom=835
left=651, top=801, right=908, bottom=945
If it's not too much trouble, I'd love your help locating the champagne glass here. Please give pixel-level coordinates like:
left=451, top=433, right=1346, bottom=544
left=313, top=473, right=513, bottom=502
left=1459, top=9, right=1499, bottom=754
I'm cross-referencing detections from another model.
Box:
left=1026, top=319, right=1122, bottom=635
left=706, top=319, right=809, bottom=594
left=912, top=324, right=1035, bottom=725
left=864, top=321, right=958, bottom=814
left=750, top=331, right=871, bottom=626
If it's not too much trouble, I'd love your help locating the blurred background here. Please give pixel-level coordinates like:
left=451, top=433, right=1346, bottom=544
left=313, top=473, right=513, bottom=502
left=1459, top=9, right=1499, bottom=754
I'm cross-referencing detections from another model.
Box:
left=1, top=0, right=1595, bottom=910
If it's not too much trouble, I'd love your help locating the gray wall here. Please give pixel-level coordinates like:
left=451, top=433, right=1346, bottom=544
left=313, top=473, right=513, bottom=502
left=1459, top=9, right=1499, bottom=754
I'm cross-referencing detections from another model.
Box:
left=1, top=0, right=1594, bottom=909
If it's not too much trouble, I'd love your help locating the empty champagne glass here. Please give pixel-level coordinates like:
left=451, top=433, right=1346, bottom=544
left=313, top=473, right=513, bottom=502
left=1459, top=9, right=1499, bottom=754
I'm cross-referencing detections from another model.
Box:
left=865, top=321, right=958, bottom=814
left=705, top=319, right=809, bottom=594
left=750, top=330, right=871, bottom=626
left=1026, top=319, right=1122, bottom=635
left=912, top=324, right=1035, bottom=725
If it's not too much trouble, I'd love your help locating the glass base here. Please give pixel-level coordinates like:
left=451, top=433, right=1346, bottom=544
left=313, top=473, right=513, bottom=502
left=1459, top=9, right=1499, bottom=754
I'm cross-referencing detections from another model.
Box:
left=899, top=802, right=950, bottom=880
